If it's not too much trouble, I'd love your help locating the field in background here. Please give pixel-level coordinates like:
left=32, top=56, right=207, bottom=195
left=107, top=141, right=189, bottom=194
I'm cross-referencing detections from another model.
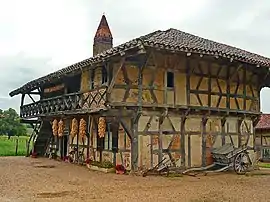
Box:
left=0, top=136, right=31, bottom=156
left=258, top=162, right=270, bottom=168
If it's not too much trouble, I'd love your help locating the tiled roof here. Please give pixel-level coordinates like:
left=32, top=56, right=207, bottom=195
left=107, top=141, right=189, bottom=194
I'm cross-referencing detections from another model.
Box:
left=9, top=28, right=270, bottom=97
left=255, top=114, right=270, bottom=129
left=94, top=15, right=112, bottom=39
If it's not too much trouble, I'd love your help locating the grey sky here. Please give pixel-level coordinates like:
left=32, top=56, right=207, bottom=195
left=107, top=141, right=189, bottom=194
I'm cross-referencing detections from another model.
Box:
left=1, top=0, right=270, bottom=113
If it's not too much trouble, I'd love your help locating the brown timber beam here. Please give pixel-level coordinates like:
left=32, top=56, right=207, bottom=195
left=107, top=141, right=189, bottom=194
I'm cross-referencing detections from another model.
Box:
left=186, top=57, right=191, bottom=106
left=107, top=57, right=126, bottom=95
left=27, top=93, right=36, bottom=103
left=201, top=115, right=208, bottom=167
left=221, top=116, right=226, bottom=145
left=20, top=94, right=25, bottom=107
left=131, top=53, right=148, bottom=172
left=180, top=109, right=189, bottom=167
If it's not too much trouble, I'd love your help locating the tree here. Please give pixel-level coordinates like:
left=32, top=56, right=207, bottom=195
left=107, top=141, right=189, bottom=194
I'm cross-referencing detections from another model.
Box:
left=0, top=108, right=28, bottom=137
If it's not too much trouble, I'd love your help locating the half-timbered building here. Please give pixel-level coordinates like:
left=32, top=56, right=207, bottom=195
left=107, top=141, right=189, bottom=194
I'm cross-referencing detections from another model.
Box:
left=255, top=114, right=270, bottom=162
left=9, top=15, right=270, bottom=172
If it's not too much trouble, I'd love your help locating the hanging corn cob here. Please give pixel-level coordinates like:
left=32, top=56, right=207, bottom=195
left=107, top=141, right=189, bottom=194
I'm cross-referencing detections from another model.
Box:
left=58, top=119, right=64, bottom=137
left=70, top=118, right=78, bottom=138
left=52, top=119, right=58, bottom=136
left=98, top=117, right=106, bottom=138
left=79, top=118, right=87, bottom=139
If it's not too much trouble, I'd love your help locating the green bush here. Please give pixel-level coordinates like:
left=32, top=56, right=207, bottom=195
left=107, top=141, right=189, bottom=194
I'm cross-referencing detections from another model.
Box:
left=90, top=160, right=114, bottom=168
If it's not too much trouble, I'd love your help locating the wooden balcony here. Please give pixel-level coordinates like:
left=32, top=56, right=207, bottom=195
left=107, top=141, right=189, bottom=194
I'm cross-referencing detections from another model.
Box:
left=20, top=86, right=107, bottom=118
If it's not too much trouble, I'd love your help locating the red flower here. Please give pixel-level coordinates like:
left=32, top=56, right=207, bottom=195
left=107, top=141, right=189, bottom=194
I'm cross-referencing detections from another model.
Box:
left=115, top=164, right=126, bottom=174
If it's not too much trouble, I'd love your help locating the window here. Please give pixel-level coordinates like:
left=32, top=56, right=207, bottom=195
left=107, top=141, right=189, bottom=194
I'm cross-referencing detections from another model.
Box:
left=110, top=122, right=119, bottom=152
left=102, top=66, right=108, bottom=84
left=97, top=122, right=119, bottom=152
left=167, top=71, right=174, bottom=88
left=97, top=133, right=104, bottom=151
left=104, top=123, right=111, bottom=150
left=91, top=69, right=95, bottom=89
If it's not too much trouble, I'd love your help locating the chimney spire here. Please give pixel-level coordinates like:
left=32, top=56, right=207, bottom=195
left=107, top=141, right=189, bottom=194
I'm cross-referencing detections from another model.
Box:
left=93, top=14, right=113, bottom=56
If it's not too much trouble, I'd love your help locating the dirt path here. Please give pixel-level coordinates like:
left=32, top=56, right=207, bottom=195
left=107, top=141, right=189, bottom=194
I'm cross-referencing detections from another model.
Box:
left=0, top=157, right=270, bottom=202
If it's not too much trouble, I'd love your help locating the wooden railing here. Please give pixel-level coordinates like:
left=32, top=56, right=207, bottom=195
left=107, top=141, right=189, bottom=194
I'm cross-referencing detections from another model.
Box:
left=20, top=86, right=107, bottom=118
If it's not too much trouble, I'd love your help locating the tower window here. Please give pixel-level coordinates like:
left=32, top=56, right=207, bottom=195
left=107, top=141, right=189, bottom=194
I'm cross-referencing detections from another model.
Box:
left=102, top=66, right=108, bottom=84
left=91, top=69, right=95, bottom=89
left=167, top=71, right=174, bottom=88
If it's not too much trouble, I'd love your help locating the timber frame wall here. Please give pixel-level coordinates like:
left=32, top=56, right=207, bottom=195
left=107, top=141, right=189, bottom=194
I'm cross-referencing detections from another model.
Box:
left=19, top=47, right=265, bottom=171
left=102, top=49, right=262, bottom=170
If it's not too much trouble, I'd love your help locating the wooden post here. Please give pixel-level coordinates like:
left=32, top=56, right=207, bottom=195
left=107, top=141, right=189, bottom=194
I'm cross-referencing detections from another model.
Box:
left=87, top=115, right=91, bottom=160
left=186, top=58, right=191, bottom=106
left=180, top=115, right=186, bottom=167
left=221, top=117, right=226, bottom=146
left=243, top=64, right=247, bottom=110
left=131, top=115, right=139, bottom=172
left=15, top=137, right=19, bottom=156
left=208, top=62, right=211, bottom=107
left=188, top=134, right=191, bottom=167
left=158, top=117, right=163, bottom=163
left=238, top=118, right=243, bottom=147
left=201, top=116, right=208, bottom=167
left=76, top=122, right=79, bottom=163
left=226, top=66, right=230, bottom=110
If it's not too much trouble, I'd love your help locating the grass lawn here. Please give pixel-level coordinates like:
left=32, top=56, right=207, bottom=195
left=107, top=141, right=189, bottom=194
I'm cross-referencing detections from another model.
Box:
left=258, top=162, right=270, bottom=169
left=0, top=136, right=31, bottom=156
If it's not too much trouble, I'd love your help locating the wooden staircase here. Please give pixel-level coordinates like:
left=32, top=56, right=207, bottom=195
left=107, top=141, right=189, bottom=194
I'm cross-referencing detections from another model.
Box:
left=33, top=120, right=53, bottom=156
left=25, top=119, right=52, bottom=157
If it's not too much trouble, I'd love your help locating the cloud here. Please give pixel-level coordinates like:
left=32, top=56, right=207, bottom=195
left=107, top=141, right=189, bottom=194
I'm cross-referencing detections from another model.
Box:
left=0, top=0, right=270, bottom=113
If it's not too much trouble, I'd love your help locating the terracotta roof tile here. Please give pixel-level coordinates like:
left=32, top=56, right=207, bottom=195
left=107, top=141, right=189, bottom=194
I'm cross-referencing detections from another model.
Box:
left=94, top=15, right=112, bottom=39
left=255, top=114, right=270, bottom=129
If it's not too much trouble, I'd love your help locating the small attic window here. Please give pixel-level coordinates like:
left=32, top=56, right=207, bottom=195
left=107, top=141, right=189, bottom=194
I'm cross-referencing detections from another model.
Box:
left=167, top=71, right=174, bottom=88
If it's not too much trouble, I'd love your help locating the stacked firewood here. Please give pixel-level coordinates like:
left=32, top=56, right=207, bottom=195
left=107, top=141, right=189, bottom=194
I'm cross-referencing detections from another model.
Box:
left=58, top=119, right=64, bottom=137
left=52, top=119, right=58, bottom=136
left=79, top=118, right=87, bottom=139
left=98, top=117, right=106, bottom=138
left=70, top=118, right=78, bottom=138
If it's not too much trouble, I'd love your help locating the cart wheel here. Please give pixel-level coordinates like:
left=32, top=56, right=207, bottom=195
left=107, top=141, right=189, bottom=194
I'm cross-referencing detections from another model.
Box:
left=234, top=152, right=251, bottom=175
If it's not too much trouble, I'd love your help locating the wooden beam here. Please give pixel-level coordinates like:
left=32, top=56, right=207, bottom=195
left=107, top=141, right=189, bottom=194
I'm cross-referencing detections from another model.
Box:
left=221, top=117, right=226, bottom=145
left=28, top=92, right=41, bottom=95
left=243, top=64, right=247, bottom=110
left=226, top=65, right=230, bottom=110
left=208, top=62, right=211, bottom=107
left=131, top=115, right=140, bottom=172
left=186, top=58, right=191, bottom=105
left=20, top=94, right=25, bottom=107
left=237, top=118, right=243, bottom=147
left=107, top=57, right=126, bottom=95
left=119, top=118, right=133, bottom=140
left=201, top=116, right=208, bottom=167
left=158, top=116, right=163, bottom=163
left=180, top=111, right=188, bottom=167
left=27, top=93, right=36, bottom=103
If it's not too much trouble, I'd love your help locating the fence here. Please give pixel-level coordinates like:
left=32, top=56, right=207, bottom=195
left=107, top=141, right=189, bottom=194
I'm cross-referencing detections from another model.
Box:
left=0, top=136, right=34, bottom=156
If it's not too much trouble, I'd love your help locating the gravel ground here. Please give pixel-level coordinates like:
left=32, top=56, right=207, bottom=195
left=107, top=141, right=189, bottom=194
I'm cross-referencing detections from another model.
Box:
left=0, top=157, right=270, bottom=202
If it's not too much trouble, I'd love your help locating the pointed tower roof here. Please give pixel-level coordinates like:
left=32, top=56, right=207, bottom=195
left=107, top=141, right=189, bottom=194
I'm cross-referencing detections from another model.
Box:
left=94, top=14, right=112, bottom=39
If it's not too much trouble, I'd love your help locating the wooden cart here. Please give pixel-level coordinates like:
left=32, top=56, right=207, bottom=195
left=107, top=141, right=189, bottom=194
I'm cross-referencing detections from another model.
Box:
left=183, top=143, right=252, bottom=175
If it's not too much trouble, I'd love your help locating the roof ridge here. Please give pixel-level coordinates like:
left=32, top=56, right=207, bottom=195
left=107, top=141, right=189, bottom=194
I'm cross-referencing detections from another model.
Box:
left=164, top=28, right=270, bottom=61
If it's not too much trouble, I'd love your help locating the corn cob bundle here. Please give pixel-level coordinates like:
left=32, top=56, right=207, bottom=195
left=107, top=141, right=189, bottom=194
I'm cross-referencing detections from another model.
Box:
left=52, top=119, right=58, bottom=136
left=70, top=118, right=78, bottom=138
left=98, top=117, right=106, bottom=138
left=79, top=118, right=87, bottom=139
left=58, top=119, right=64, bottom=137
